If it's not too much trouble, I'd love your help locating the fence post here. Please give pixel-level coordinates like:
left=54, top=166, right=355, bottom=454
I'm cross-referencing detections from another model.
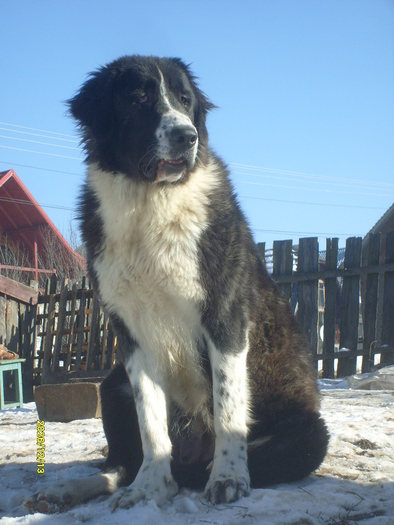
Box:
left=20, top=280, right=38, bottom=401
left=337, top=237, right=362, bottom=377
left=297, top=238, right=319, bottom=364
left=51, top=280, right=69, bottom=372
left=381, top=231, right=394, bottom=365
left=257, top=242, right=265, bottom=264
left=323, top=238, right=338, bottom=378
left=273, top=240, right=293, bottom=303
left=362, top=233, right=380, bottom=372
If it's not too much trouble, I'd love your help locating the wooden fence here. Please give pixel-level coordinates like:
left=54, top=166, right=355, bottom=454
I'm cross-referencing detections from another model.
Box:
left=258, top=231, right=394, bottom=377
left=3, top=232, right=394, bottom=393
left=34, top=274, right=117, bottom=385
left=0, top=274, right=38, bottom=401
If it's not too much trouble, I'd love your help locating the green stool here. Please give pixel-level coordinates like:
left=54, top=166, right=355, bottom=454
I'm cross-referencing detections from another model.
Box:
left=0, top=358, right=25, bottom=410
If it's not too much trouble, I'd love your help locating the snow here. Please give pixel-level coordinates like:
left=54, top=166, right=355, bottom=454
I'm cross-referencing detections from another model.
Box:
left=1, top=367, right=393, bottom=525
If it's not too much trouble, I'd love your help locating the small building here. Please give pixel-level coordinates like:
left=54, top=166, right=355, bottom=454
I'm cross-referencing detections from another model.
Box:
left=0, top=169, right=85, bottom=283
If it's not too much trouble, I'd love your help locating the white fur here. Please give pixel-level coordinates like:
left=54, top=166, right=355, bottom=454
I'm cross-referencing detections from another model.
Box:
left=155, top=68, right=198, bottom=167
left=27, top=471, right=122, bottom=511
left=111, top=351, right=178, bottom=509
left=89, top=160, right=220, bottom=413
left=89, top=158, right=253, bottom=505
left=204, top=341, right=251, bottom=502
left=89, top=160, right=221, bottom=506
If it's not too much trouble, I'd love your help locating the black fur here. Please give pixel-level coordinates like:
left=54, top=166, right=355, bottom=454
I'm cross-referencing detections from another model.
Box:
left=69, top=55, right=328, bottom=502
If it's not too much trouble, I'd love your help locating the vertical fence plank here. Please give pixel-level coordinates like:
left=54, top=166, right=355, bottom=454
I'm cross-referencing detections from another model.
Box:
left=100, top=311, right=109, bottom=370
left=65, top=283, right=78, bottom=372
left=273, top=240, right=293, bottom=302
left=337, top=237, right=362, bottom=377
left=297, top=238, right=319, bottom=362
left=381, top=231, right=394, bottom=365
left=75, top=288, right=86, bottom=371
left=51, top=280, right=68, bottom=372
left=87, top=295, right=100, bottom=370
left=322, top=238, right=338, bottom=378
left=362, top=233, right=380, bottom=372
left=257, top=242, right=265, bottom=264
left=41, top=293, right=56, bottom=383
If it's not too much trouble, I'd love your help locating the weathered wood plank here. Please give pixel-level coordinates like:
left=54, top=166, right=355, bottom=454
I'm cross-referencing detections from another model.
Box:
left=256, top=242, right=265, bottom=264
left=65, top=283, right=78, bottom=372
left=75, top=288, right=87, bottom=371
left=273, top=240, right=293, bottom=302
left=381, top=231, right=394, bottom=365
left=51, top=281, right=69, bottom=372
left=0, top=274, right=39, bottom=304
left=322, top=238, right=338, bottom=378
left=20, top=281, right=38, bottom=400
left=41, top=293, right=56, bottom=383
left=100, top=312, right=109, bottom=370
left=273, top=262, right=394, bottom=283
left=87, top=295, right=100, bottom=370
left=296, top=238, right=319, bottom=359
left=337, top=237, right=362, bottom=377
left=362, top=233, right=380, bottom=372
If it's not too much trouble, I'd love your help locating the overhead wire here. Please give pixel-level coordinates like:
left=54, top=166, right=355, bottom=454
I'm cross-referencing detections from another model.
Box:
left=0, top=122, right=392, bottom=237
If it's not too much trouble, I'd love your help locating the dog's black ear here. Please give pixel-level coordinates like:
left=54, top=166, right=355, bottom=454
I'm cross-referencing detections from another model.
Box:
left=67, top=67, right=115, bottom=143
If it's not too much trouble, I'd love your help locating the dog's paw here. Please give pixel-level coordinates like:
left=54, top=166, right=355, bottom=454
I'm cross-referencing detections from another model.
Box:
left=205, top=476, right=250, bottom=505
left=110, top=474, right=178, bottom=510
left=25, top=482, right=76, bottom=514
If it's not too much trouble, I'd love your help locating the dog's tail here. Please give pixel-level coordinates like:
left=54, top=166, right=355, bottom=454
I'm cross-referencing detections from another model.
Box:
left=247, top=410, right=329, bottom=487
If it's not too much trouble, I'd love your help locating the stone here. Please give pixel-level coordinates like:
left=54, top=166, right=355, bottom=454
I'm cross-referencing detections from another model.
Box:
left=34, top=382, right=102, bottom=422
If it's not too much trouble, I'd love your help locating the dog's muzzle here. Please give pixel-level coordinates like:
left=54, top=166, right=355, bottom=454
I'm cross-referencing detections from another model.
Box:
left=144, top=124, right=199, bottom=183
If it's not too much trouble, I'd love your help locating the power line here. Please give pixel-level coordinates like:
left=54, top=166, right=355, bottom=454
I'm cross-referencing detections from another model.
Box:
left=0, top=161, right=389, bottom=212
left=232, top=169, right=394, bottom=192
left=0, top=121, right=77, bottom=139
left=230, top=162, right=394, bottom=189
left=0, top=196, right=74, bottom=212
left=234, top=179, right=392, bottom=198
left=0, top=127, right=79, bottom=144
left=239, top=195, right=386, bottom=211
left=253, top=228, right=363, bottom=236
left=0, top=145, right=81, bottom=161
left=0, top=134, right=80, bottom=151
left=0, top=160, right=82, bottom=177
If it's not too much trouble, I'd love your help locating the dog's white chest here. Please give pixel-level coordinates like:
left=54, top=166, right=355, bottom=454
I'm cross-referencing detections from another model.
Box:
left=89, top=167, right=214, bottom=403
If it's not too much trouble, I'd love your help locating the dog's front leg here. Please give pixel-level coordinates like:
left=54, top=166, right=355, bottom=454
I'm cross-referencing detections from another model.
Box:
left=111, top=350, right=178, bottom=510
left=205, top=344, right=251, bottom=504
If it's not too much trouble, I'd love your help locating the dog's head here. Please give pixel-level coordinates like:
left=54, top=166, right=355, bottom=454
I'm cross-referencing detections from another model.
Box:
left=68, top=55, right=215, bottom=184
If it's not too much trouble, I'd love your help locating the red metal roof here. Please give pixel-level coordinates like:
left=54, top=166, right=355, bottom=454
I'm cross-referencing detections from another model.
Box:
left=0, top=169, right=85, bottom=275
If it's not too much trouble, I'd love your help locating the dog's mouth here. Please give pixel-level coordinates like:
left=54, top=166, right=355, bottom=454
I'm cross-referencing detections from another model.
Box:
left=143, top=157, right=188, bottom=183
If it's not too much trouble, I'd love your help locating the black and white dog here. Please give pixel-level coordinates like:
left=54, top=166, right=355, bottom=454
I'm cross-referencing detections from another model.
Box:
left=29, top=55, right=328, bottom=512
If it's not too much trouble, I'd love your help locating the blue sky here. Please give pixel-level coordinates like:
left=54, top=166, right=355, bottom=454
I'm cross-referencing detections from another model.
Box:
left=1, top=0, right=393, bottom=251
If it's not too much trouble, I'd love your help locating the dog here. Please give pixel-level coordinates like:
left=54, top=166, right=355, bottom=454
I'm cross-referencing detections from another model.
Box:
left=28, top=55, right=328, bottom=512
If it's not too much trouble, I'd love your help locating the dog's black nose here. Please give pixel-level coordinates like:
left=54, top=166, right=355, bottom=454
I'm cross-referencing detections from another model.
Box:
left=169, top=126, right=198, bottom=150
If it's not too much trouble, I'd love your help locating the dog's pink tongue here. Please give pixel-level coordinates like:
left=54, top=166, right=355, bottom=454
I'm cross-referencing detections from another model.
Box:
left=157, top=159, right=166, bottom=169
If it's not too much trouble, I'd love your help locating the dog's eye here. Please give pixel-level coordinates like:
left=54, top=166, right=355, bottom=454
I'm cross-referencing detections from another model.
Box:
left=132, top=93, right=148, bottom=105
left=180, top=95, right=190, bottom=108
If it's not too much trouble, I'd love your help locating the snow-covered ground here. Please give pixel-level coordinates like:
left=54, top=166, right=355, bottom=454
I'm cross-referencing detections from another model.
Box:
left=1, top=367, right=393, bottom=525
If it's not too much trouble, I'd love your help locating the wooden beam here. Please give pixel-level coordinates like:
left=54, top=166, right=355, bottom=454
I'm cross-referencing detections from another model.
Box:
left=0, top=274, right=38, bottom=304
